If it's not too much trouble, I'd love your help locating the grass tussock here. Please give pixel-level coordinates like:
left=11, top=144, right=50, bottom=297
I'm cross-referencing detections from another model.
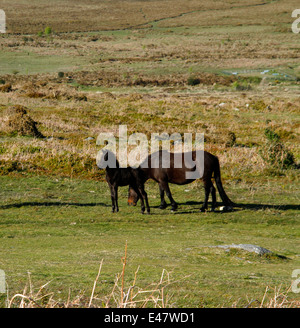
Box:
left=3, top=105, right=44, bottom=138
left=0, top=83, right=12, bottom=93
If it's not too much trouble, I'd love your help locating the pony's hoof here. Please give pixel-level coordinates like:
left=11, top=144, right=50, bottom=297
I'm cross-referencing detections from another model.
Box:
left=220, top=206, right=233, bottom=212
left=200, top=207, right=206, bottom=213
left=159, top=203, right=167, bottom=209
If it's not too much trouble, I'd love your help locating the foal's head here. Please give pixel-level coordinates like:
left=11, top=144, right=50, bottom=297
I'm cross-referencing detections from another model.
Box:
left=128, top=186, right=139, bottom=206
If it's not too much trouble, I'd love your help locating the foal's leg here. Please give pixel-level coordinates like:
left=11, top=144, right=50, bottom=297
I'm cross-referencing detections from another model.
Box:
left=159, top=185, right=167, bottom=209
left=200, top=179, right=211, bottom=212
left=160, top=181, right=177, bottom=211
left=132, top=185, right=146, bottom=214
left=139, top=186, right=150, bottom=214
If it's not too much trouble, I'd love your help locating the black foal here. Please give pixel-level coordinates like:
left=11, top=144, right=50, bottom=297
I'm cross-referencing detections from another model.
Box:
left=101, top=150, right=150, bottom=214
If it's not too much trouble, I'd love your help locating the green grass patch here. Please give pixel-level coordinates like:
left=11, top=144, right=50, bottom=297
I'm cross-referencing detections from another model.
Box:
left=0, top=176, right=299, bottom=307
left=0, top=51, right=86, bottom=75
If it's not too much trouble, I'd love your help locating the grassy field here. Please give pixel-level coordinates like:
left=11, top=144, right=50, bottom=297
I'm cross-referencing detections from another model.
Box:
left=0, top=0, right=299, bottom=308
left=0, top=175, right=299, bottom=307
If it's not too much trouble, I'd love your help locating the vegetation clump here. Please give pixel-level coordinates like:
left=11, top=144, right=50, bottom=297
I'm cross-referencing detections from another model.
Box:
left=5, top=105, right=44, bottom=138
left=260, top=128, right=295, bottom=170
left=187, top=75, right=201, bottom=86
left=0, top=83, right=12, bottom=93
left=226, top=131, right=236, bottom=147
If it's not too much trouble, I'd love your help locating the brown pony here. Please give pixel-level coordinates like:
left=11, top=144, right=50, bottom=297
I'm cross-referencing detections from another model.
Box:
left=128, top=150, right=234, bottom=212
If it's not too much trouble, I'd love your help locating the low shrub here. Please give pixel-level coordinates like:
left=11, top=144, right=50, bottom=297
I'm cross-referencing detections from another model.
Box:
left=260, top=128, right=295, bottom=170
left=232, top=81, right=252, bottom=91
left=187, top=76, right=200, bottom=86
left=5, top=105, right=44, bottom=138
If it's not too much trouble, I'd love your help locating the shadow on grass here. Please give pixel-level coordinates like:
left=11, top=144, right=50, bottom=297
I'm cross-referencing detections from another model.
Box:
left=152, top=201, right=300, bottom=214
left=0, top=201, right=108, bottom=209
left=235, top=203, right=300, bottom=211
left=1, top=201, right=299, bottom=213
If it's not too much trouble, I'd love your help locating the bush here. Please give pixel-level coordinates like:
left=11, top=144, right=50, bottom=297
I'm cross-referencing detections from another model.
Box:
left=44, top=27, right=52, bottom=35
left=226, top=132, right=236, bottom=147
left=58, top=71, right=65, bottom=78
left=231, top=81, right=252, bottom=91
left=187, top=76, right=200, bottom=86
left=260, top=128, right=295, bottom=170
left=249, top=100, right=268, bottom=111
left=0, top=83, right=12, bottom=92
left=5, top=105, right=44, bottom=138
left=264, top=128, right=280, bottom=142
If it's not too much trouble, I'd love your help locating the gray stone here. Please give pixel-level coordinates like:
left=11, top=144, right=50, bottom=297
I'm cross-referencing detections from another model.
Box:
left=210, top=244, right=272, bottom=255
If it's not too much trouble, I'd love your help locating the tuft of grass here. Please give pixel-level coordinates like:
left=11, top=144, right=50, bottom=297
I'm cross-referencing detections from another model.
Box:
left=264, top=128, right=280, bottom=143
left=260, top=128, right=296, bottom=170
left=44, top=27, right=52, bottom=36
left=231, top=81, right=252, bottom=91
left=187, top=76, right=200, bottom=86
left=4, top=105, right=44, bottom=138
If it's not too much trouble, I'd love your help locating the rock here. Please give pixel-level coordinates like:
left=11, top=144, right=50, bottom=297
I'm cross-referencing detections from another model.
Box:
left=211, top=244, right=272, bottom=255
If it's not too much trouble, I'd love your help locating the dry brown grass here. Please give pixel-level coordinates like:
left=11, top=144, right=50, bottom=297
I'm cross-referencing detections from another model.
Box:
left=232, top=285, right=300, bottom=308
left=6, top=267, right=300, bottom=308
left=0, top=83, right=12, bottom=93
left=0, top=82, right=299, bottom=179
left=3, top=105, right=44, bottom=138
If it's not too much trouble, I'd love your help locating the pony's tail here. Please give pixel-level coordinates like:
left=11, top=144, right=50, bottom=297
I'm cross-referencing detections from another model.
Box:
left=214, top=157, right=235, bottom=206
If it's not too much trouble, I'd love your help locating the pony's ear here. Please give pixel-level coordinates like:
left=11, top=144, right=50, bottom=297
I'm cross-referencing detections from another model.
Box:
left=104, top=151, right=108, bottom=162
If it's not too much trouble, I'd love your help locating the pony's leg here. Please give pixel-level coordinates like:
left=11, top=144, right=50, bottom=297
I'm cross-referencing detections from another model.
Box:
left=200, top=179, right=211, bottom=212
left=211, top=183, right=216, bottom=212
left=110, top=185, right=116, bottom=212
left=114, top=186, right=119, bottom=212
left=159, top=185, right=167, bottom=209
left=160, top=182, right=177, bottom=211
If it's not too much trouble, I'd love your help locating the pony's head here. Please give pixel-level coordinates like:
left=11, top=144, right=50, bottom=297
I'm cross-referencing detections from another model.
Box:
left=96, top=149, right=119, bottom=169
left=128, top=186, right=139, bottom=206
